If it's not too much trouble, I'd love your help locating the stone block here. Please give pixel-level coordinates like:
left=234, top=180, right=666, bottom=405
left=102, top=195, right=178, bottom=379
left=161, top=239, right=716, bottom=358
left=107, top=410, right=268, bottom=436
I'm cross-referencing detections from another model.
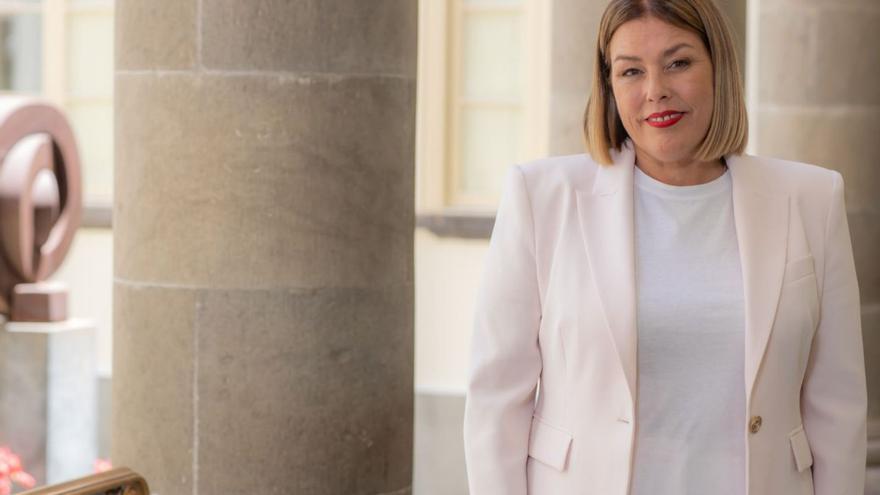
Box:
left=11, top=282, right=68, bottom=322
left=757, top=10, right=813, bottom=105
left=755, top=108, right=880, bottom=213
left=114, top=73, right=415, bottom=289
left=112, top=283, right=196, bottom=495
left=115, top=0, right=198, bottom=70
left=764, top=0, right=880, bottom=7
left=0, top=318, right=96, bottom=485
left=549, top=95, right=588, bottom=157
left=864, top=304, right=880, bottom=420
left=194, top=285, right=413, bottom=494
left=847, top=210, right=880, bottom=305
left=814, top=10, right=880, bottom=106
left=713, top=0, right=747, bottom=63
left=868, top=466, right=880, bottom=495
left=758, top=8, right=880, bottom=106
left=201, top=0, right=417, bottom=76
left=548, top=0, right=598, bottom=155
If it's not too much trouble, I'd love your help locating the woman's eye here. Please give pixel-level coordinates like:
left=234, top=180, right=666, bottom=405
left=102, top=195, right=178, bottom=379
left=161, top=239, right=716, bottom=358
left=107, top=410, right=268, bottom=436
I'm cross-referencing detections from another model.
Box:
left=622, top=68, right=640, bottom=77
left=670, top=59, right=690, bottom=69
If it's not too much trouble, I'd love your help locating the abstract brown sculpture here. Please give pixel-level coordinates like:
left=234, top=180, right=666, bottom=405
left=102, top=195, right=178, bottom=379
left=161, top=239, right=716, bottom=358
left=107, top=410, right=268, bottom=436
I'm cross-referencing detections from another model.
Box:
left=0, top=97, right=81, bottom=320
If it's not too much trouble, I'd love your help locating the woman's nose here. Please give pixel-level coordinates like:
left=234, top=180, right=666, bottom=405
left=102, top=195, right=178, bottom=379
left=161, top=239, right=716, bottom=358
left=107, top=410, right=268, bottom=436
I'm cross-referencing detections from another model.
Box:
left=646, top=73, right=670, bottom=102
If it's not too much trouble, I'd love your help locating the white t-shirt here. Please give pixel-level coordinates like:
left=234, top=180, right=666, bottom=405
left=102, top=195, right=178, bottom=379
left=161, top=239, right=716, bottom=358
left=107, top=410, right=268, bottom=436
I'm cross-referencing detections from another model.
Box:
left=630, top=164, right=746, bottom=495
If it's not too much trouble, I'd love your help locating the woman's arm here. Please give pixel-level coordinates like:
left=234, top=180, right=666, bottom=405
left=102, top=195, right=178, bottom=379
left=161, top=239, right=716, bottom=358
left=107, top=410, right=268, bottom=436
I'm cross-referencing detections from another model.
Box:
left=463, top=165, right=543, bottom=495
left=801, top=171, right=867, bottom=494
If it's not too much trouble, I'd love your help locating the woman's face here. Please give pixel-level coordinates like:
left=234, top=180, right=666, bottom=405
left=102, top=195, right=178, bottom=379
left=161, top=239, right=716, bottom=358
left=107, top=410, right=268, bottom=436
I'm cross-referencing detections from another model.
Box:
left=607, top=16, right=715, bottom=164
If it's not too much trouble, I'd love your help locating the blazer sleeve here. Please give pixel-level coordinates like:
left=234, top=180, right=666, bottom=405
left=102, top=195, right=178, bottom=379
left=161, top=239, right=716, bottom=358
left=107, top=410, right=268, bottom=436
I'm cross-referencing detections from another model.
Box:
left=800, top=171, right=867, bottom=494
left=463, top=164, right=542, bottom=495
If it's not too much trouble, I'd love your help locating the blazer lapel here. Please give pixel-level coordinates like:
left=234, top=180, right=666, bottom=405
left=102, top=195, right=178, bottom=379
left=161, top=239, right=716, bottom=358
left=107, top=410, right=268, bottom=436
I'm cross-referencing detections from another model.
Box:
left=576, top=141, right=638, bottom=406
left=575, top=143, right=790, bottom=411
left=726, top=153, right=790, bottom=406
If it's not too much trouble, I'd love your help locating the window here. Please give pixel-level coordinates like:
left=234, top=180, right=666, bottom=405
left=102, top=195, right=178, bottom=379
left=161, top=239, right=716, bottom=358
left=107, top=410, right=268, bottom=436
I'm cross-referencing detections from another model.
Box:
left=417, top=0, right=549, bottom=214
left=0, top=6, right=42, bottom=93
left=0, top=0, right=115, bottom=456
left=0, top=0, right=114, bottom=219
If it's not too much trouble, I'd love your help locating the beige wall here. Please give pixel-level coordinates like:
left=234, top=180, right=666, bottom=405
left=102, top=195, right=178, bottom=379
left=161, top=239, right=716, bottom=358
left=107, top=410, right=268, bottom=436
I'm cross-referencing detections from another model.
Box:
left=415, top=230, right=487, bottom=392
left=49, top=230, right=113, bottom=376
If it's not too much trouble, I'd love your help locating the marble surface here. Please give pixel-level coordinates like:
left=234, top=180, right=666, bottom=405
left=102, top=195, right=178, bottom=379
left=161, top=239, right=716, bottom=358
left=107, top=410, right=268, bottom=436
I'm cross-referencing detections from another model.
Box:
left=0, top=318, right=96, bottom=485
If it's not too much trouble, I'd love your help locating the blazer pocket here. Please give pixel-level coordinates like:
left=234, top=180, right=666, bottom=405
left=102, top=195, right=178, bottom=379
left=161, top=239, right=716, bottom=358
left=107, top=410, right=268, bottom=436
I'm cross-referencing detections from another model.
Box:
left=784, top=254, right=816, bottom=285
left=528, top=415, right=573, bottom=472
left=789, top=424, right=814, bottom=472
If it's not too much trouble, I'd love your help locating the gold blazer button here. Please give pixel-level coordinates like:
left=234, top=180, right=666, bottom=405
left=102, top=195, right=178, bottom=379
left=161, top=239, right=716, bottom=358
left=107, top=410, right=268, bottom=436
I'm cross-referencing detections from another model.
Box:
left=749, top=415, right=763, bottom=434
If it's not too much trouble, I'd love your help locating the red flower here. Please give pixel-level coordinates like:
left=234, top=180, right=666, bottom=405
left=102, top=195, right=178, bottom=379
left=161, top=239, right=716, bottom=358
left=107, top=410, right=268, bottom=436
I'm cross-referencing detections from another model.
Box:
left=93, top=458, right=112, bottom=473
left=10, top=471, right=35, bottom=489
left=0, top=445, right=35, bottom=492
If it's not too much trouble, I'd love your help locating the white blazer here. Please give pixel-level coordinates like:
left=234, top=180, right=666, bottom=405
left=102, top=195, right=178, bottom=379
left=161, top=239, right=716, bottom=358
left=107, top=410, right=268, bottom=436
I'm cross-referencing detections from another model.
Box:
left=463, top=139, right=867, bottom=495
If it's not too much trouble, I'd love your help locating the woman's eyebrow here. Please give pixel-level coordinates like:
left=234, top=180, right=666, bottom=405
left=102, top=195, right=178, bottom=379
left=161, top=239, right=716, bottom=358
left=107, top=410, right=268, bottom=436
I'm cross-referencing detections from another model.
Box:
left=612, top=42, right=695, bottom=63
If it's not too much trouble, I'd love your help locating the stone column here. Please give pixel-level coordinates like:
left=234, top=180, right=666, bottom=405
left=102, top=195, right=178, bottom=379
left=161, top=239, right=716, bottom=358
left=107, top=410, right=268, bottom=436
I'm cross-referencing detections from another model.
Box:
left=546, top=0, right=606, bottom=156
left=752, top=0, right=880, bottom=488
left=113, top=2, right=416, bottom=494
left=547, top=0, right=746, bottom=156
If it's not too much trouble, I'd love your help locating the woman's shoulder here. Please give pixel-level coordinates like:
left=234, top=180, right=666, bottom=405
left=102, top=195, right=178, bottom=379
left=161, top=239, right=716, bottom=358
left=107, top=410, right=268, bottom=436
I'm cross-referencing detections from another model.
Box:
left=510, top=150, right=843, bottom=202
left=731, top=152, right=841, bottom=198
left=514, top=152, right=601, bottom=193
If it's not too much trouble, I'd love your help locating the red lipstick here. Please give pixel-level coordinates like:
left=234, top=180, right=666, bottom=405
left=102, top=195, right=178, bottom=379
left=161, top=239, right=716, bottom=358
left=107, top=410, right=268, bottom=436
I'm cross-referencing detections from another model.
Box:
left=646, top=110, right=684, bottom=128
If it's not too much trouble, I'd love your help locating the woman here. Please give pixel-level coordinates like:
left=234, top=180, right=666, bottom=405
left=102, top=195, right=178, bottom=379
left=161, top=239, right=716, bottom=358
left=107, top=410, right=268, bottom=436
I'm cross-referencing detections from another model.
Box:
left=462, top=0, right=867, bottom=494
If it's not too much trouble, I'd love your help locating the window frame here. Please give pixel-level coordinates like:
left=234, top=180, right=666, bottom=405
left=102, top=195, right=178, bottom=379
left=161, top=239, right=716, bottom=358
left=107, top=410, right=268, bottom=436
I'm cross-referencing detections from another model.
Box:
left=0, top=0, right=115, bottom=227
left=416, top=0, right=550, bottom=223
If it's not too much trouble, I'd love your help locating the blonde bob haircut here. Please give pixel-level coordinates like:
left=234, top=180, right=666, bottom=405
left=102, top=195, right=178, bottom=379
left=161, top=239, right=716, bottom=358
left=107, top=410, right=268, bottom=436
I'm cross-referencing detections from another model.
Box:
left=584, top=0, right=748, bottom=165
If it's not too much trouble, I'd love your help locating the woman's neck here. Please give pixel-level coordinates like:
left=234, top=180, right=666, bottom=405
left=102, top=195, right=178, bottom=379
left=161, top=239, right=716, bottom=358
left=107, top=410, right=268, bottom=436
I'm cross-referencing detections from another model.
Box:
left=634, top=149, right=727, bottom=187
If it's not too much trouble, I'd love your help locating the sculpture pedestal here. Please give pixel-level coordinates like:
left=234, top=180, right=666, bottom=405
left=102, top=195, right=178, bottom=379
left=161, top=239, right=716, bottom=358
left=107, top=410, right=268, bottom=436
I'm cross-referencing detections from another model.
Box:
left=0, top=317, right=96, bottom=485
left=11, top=282, right=69, bottom=322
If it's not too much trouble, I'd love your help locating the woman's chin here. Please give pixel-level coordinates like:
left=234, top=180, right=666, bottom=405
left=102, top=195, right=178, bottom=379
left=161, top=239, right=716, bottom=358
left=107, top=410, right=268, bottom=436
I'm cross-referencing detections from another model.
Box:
left=633, top=138, right=698, bottom=164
